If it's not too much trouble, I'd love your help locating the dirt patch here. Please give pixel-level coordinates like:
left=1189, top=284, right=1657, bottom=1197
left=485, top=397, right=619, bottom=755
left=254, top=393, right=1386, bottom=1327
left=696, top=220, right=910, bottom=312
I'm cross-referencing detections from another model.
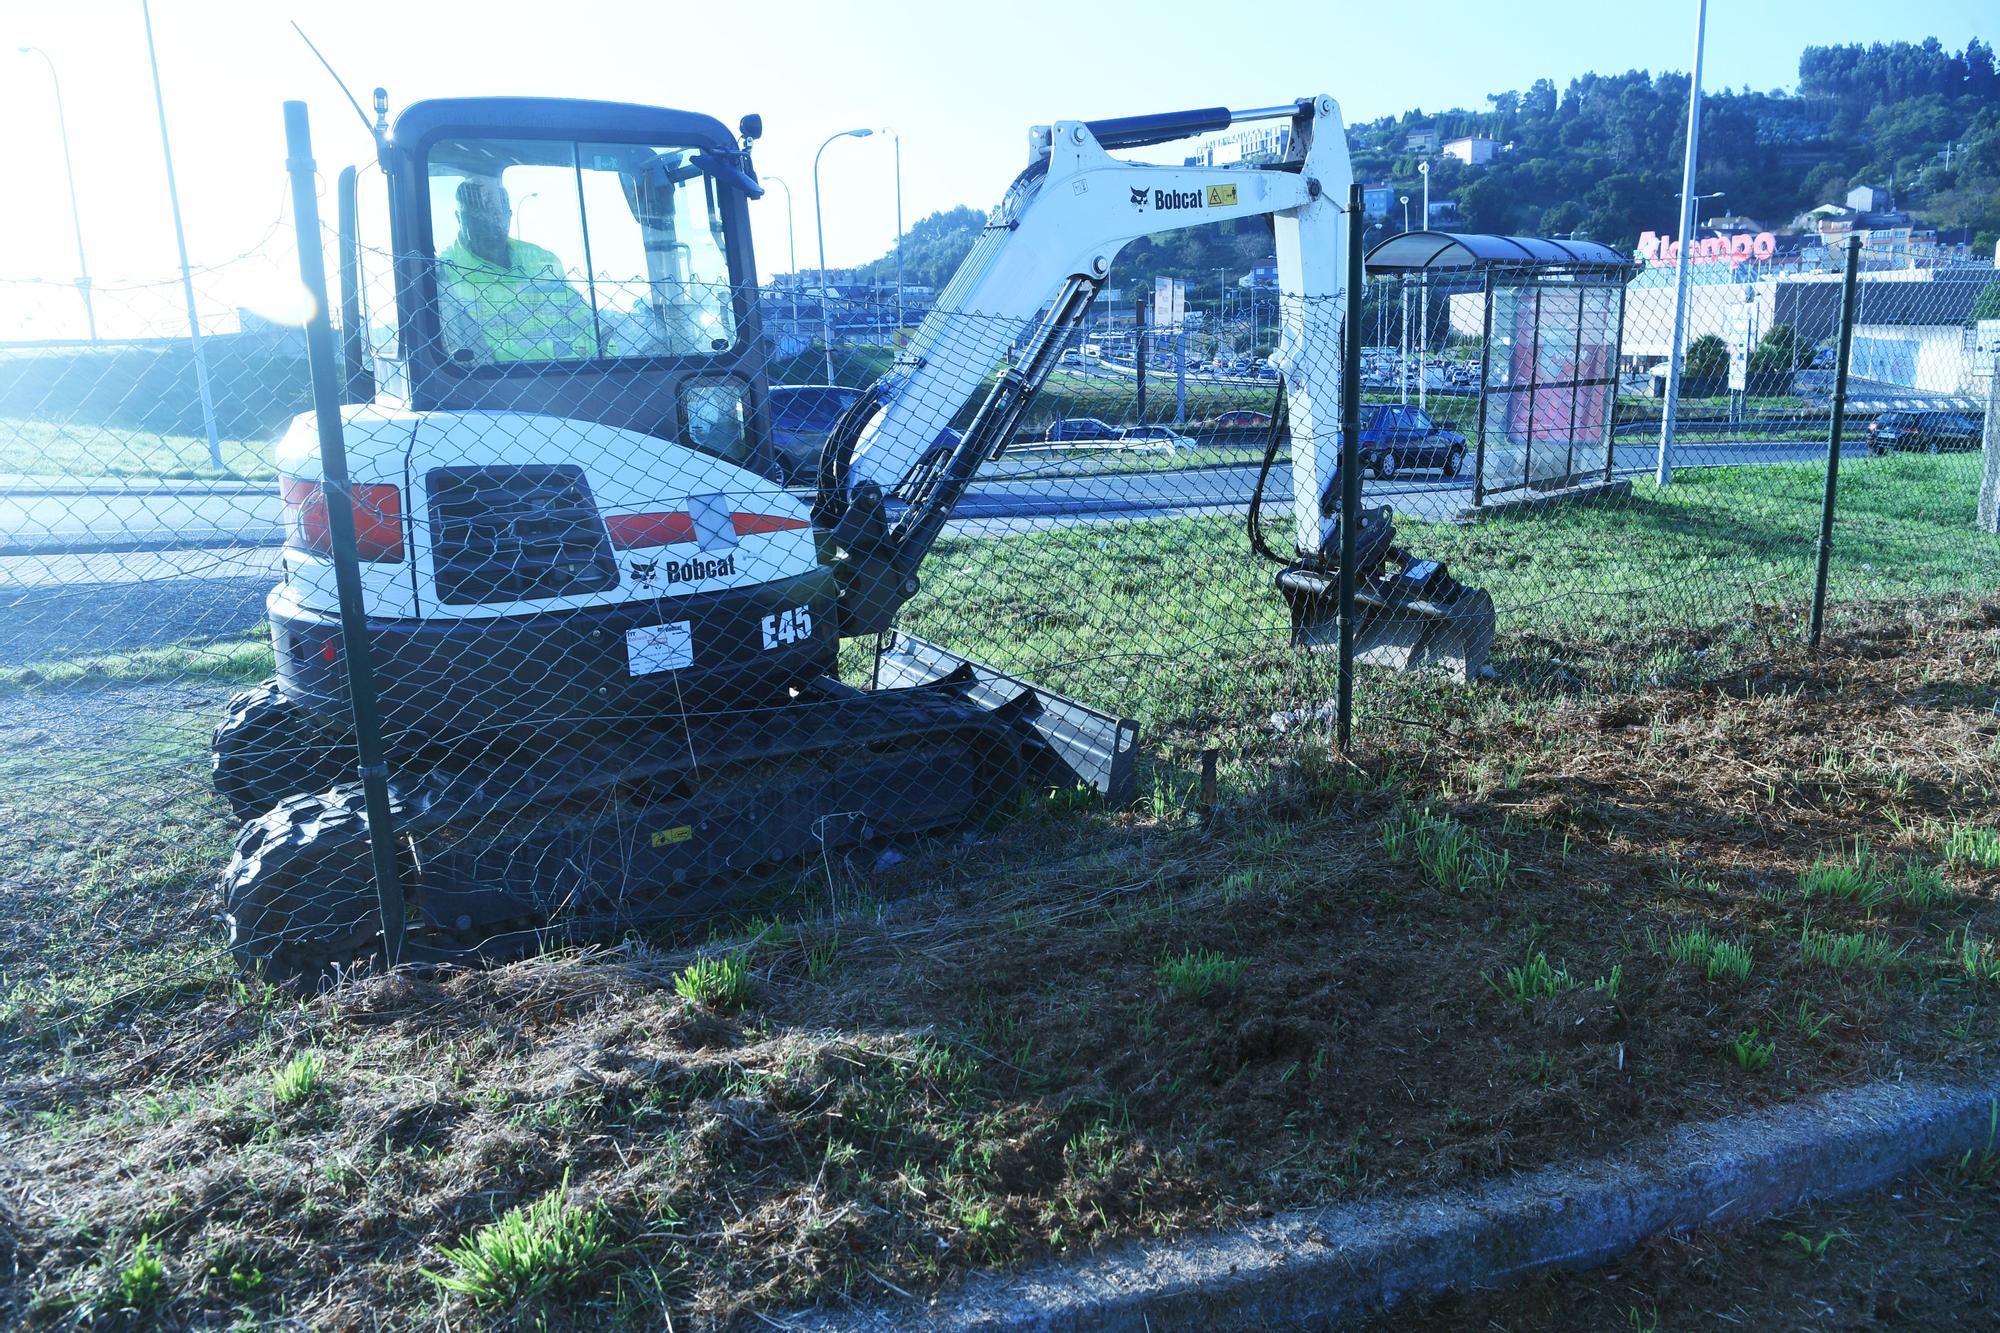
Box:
left=2, top=606, right=1998, bottom=1327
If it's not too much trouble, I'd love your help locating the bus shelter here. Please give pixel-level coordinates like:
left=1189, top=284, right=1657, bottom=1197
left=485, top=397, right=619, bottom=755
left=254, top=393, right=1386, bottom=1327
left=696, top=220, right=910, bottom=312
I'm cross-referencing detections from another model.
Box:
left=1364, top=232, right=1635, bottom=508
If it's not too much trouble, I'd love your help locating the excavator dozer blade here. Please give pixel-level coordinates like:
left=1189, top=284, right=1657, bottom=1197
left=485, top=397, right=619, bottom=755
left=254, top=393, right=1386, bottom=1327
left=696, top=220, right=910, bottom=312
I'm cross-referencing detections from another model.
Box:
left=873, top=630, right=1141, bottom=805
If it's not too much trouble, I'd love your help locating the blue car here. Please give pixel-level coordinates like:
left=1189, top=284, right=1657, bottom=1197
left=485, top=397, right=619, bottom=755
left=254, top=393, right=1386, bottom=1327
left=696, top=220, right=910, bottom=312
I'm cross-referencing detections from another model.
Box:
left=1357, top=404, right=1467, bottom=479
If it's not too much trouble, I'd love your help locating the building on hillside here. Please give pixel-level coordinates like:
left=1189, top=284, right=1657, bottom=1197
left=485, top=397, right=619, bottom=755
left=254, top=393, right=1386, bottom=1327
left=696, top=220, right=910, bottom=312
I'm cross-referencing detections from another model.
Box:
left=1362, top=184, right=1396, bottom=220
left=1846, top=184, right=1891, bottom=214
left=1441, top=136, right=1499, bottom=166
left=1405, top=126, right=1439, bottom=153
left=1183, top=126, right=1291, bottom=167
left=1427, top=200, right=1462, bottom=227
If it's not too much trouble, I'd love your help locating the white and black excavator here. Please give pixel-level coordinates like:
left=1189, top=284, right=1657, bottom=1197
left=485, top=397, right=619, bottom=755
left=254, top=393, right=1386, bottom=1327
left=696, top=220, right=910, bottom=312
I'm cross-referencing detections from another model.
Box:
left=215, top=92, right=1494, bottom=978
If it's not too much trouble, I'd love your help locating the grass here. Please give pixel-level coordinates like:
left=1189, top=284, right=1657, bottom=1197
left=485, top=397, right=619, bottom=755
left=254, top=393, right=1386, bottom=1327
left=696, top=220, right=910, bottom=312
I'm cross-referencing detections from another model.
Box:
left=672, top=953, right=752, bottom=1010
left=0, top=416, right=276, bottom=480
left=1664, top=927, right=1755, bottom=983
left=1382, top=806, right=1513, bottom=894
left=0, top=633, right=273, bottom=699
left=1496, top=947, right=1578, bottom=1006
left=1800, top=927, right=1904, bottom=975
left=428, top=1178, right=608, bottom=1311
left=269, top=1051, right=327, bottom=1109
left=1155, top=948, right=1245, bottom=999
left=1729, top=1028, right=1776, bottom=1073
left=1941, top=822, right=2000, bottom=870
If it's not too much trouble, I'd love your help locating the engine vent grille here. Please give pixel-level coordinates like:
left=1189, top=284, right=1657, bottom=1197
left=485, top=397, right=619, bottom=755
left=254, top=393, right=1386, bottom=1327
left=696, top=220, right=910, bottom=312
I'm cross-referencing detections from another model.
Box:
left=425, top=464, right=620, bottom=606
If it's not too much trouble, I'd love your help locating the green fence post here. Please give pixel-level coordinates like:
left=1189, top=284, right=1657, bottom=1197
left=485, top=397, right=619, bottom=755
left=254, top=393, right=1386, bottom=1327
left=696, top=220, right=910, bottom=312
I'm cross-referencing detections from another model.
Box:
left=1809, top=238, right=1861, bottom=649
left=283, top=100, right=406, bottom=966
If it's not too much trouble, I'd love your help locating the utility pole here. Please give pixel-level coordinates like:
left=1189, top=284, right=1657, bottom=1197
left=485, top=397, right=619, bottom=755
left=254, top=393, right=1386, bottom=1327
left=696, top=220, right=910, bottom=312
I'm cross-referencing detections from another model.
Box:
left=1657, top=0, right=1708, bottom=488
left=142, top=0, right=222, bottom=469
left=17, top=47, right=95, bottom=341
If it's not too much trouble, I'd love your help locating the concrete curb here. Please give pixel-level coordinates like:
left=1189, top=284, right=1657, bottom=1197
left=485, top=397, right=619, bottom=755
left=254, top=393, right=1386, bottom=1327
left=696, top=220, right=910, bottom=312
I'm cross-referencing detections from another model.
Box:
left=799, top=1077, right=2000, bottom=1331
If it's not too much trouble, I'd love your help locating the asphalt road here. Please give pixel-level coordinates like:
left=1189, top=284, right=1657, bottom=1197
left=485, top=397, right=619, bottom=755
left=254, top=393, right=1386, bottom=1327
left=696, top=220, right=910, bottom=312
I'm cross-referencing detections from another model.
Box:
left=0, top=437, right=1867, bottom=660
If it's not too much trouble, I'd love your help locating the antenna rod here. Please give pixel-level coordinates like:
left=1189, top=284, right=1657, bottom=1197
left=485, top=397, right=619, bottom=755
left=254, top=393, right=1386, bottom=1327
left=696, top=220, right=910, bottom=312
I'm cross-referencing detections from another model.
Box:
left=291, top=21, right=375, bottom=138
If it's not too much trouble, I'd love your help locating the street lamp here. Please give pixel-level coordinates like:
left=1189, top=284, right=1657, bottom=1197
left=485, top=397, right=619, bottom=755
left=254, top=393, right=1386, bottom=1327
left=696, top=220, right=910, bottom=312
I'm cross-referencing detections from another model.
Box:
left=1399, top=194, right=1410, bottom=233
left=1682, top=189, right=1725, bottom=241
left=761, top=174, right=799, bottom=325
left=512, top=191, right=539, bottom=240
left=17, top=46, right=94, bottom=341
left=881, top=128, right=903, bottom=333
left=813, top=127, right=872, bottom=385
left=1418, top=161, right=1431, bottom=410
left=140, top=0, right=221, bottom=470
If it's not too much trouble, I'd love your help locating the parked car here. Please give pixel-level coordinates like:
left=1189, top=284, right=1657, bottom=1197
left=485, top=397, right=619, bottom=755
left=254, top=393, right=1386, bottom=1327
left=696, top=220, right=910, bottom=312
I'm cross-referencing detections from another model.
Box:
left=768, top=384, right=958, bottom=484
left=1209, top=409, right=1274, bottom=430
left=1044, top=417, right=1122, bottom=442
left=1866, top=410, right=1982, bottom=455
left=1355, top=403, right=1467, bottom=479
left=1120, top=425, right=1194, bottom=452
left=768, top=384, right=862, bottom=482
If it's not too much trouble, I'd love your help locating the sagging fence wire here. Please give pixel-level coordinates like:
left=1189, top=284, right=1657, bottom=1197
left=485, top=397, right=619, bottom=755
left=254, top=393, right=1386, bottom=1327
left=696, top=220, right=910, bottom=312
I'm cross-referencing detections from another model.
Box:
left=0, top=111, right=1995, bottom=1054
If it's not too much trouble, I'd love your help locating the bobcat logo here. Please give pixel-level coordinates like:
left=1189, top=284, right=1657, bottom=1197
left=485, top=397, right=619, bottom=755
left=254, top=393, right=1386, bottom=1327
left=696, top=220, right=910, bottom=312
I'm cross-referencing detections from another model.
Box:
left=1129, top=186, right=1149, bottom=210
left=629, top=558, right=659, bottom=588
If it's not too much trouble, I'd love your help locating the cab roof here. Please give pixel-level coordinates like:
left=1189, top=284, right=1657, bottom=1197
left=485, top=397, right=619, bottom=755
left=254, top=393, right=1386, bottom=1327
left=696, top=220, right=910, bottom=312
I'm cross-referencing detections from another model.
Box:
left=390, top=97, right=736, bottom=154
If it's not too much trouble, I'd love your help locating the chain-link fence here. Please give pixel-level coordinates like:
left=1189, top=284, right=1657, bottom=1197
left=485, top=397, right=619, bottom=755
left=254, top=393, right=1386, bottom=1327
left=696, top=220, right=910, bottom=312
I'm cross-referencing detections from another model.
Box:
left=2, top=117, right=1997, bottom=1050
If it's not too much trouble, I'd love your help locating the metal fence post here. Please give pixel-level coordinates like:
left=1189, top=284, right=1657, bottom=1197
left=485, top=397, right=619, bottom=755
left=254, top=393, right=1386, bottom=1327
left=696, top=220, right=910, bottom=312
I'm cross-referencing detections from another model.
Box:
left=283, top=100, right=407, bottom=966
left=1134, top=296, right=1148, bottom=423
left=1809, top=238, right=1861, bottom=649
left=1978, top=360, right=2000, bottom=536
left=1336, top=185, right=1364, bottom=754
left=1473, top=270, right=1493, bottom=508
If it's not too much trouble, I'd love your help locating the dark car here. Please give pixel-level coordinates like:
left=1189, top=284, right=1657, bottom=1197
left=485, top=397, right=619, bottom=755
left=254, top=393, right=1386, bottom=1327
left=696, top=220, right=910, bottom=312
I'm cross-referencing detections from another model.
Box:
left=769, top=384, right=960, bottom=484
left=1356, top=404, right=1467, bottom=479
left=1866, top=410, right=1982, bottom=455
left=768, top=384, right=863, bottom=482
left=1210, top=409, right=1274, bottom=429
left=1044, top=417, right=1121, bottom=442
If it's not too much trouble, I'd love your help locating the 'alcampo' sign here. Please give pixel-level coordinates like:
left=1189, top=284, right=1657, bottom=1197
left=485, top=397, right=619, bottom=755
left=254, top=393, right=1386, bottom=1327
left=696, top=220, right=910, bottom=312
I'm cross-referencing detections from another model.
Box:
left=1637, top=230, right=1777, bottom=269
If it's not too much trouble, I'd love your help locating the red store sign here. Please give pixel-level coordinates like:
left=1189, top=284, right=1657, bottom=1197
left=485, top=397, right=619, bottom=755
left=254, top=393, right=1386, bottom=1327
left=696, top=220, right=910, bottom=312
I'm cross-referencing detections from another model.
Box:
left=1637, top=230, right=1777, bottom=269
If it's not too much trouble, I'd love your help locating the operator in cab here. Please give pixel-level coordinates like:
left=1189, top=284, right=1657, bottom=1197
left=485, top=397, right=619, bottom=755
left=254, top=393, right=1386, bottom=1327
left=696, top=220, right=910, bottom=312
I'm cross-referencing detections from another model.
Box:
left=436, top=175, right=599, bottom=364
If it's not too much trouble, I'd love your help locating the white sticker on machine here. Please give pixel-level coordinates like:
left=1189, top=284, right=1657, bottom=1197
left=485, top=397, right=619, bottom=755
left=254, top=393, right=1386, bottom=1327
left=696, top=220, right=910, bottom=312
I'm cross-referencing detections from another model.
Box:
left=625, top=621, right=693, bottom=676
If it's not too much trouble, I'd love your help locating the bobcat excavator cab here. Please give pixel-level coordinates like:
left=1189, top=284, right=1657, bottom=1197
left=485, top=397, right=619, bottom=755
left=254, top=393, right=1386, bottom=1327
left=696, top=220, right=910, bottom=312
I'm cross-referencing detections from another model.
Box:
left=215, top=92, right=1493, bottom=980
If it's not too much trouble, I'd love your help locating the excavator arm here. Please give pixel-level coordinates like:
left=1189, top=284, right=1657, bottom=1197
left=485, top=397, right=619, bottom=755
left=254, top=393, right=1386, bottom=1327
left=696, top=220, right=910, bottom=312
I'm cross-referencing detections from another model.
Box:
left=816, top=96, right=1352, bottom=633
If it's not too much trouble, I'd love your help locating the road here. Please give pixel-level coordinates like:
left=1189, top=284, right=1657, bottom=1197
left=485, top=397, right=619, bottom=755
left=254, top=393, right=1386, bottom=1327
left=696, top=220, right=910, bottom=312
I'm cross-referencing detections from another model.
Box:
left=0, top=437, right=1867, bottom=659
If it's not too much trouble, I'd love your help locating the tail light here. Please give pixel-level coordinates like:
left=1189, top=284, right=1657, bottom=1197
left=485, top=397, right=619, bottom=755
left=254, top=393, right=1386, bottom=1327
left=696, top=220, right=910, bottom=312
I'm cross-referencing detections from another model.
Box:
left=279, top=476, right=406, bottom=562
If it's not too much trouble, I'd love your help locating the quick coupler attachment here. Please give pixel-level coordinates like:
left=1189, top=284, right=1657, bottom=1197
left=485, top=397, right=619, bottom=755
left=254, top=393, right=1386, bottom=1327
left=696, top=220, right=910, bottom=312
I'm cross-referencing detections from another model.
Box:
left=1277, top=527, right=1497, bottom=683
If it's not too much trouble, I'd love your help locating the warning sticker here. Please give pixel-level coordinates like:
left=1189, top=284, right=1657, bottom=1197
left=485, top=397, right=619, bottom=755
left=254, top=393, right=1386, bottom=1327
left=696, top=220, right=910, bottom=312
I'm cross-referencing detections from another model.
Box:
left=650, top=825, right=693, bottom=848
left=1207, top=184, right=1239, bottom=207
left=626, top=621, right=693, bottom=676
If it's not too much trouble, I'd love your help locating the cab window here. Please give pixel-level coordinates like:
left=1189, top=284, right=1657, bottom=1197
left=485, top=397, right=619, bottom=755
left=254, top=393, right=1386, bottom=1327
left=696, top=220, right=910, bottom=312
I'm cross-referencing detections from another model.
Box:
left=425, top=137, right=739, bottom=367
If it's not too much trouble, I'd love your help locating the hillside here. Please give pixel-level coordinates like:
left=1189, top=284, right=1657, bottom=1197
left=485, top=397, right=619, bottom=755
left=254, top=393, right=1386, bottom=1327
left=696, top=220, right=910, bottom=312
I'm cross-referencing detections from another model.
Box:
left=848, top=39, right=1999, bottom=312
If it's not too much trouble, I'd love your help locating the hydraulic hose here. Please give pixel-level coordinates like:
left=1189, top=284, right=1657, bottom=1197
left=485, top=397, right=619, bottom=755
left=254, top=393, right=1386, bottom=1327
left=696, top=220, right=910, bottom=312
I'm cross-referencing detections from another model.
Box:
left=1245, top=380, right=1292, bottom=565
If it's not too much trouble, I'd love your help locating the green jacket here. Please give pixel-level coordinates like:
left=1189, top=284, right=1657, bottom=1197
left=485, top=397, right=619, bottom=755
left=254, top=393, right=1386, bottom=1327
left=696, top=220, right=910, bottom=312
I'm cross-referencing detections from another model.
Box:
left=436, top=238, right=597, bottom=363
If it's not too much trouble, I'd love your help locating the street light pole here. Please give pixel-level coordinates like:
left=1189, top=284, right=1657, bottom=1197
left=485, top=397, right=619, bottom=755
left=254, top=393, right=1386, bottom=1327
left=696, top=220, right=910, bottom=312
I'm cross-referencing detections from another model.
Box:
left=813, top=126, right=872, bottom=385
left=141, top=0, right=221, bottom=470
left=17, top=47, right=95, bottom=342
left=882, top=128, right=903, bottom=333
left=1418, top=160, right=1430, bottom=412
left=1398, top=194, right=1410, bottom=404
left=762, top=174, right=799, bottom=326
left=1657, top=0, right=1709, bottom=488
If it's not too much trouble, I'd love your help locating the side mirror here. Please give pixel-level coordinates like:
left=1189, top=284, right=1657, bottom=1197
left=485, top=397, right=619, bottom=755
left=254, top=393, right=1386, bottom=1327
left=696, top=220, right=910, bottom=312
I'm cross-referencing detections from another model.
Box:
left=738, top=113, right=763, bottom=143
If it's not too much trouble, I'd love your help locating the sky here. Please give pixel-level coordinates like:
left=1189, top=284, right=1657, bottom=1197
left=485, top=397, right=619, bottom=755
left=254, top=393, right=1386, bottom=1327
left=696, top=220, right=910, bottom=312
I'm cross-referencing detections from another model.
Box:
left=0, top=0, right=1991, bottom=340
